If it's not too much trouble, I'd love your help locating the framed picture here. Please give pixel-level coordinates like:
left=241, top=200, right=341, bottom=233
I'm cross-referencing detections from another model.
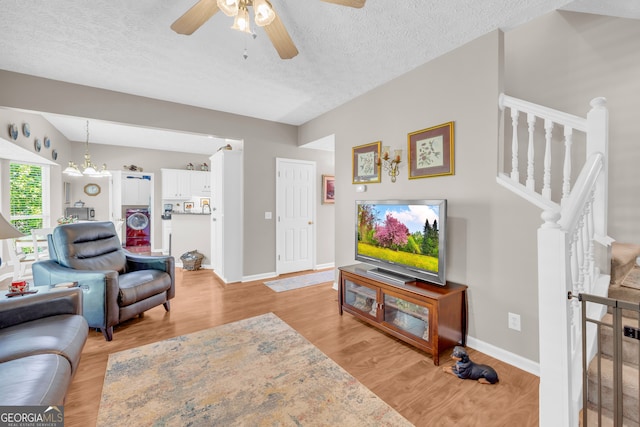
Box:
left=200, top=198, right=210, bottom=207
left=408, top=121, right=455, bottom=179
left=352, top=141, right=381, bottom=184
left=322, top=175, right=335, bottom=204
left=184, top=202, right=194, bottom=211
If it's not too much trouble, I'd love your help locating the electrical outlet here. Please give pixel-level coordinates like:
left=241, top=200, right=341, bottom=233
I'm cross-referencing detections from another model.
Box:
left=508, top=312, right=521, bottom=331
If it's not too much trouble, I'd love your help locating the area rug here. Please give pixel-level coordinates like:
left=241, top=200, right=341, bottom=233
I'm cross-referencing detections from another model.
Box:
left=96, top=312, right=412, bottom=427
left=264, top=269, right=334, bottom=292
left=622, top=265, right=640, bottom=290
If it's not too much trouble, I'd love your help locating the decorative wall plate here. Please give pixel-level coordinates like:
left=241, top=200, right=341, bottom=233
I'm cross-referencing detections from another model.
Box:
left=22, top=123, right=30, bottom=137
left=8, top=123, right=18, bottom=140
left=44, top=137, right=51, bottom=148
left=84, top=183, right=101, bottom=196
left=34, top=139, right=41, bottom=152
left=51, top=149, right=58, bottom=160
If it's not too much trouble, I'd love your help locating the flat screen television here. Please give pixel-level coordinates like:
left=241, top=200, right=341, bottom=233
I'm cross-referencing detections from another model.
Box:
left=355, top=199, right=447, bottom=286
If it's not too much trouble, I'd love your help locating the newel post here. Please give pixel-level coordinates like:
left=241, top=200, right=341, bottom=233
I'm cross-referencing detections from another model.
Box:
left=537, top=209, right=575, bottom=426
left=586, top=97, right=608, bottom=241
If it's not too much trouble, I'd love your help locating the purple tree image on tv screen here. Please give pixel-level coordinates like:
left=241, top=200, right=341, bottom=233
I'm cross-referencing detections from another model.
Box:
left=374, top=214, right=409, bottom=249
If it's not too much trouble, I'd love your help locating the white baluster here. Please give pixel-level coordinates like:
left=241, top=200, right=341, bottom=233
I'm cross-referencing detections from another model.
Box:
left=542, top=119, right=553, bottom=200
left=576, top=217, right=586, bottom=296
left=562, top=126, right=574, bottom=205
left=510, top=108, right=520, bottom=182
left=572, top=226, right=584, bottom=296
left=570, top=234, right=580, bottom=355
left=526, top=113, right=536, bottom=190
left=585, top=195, right=596, bottom=289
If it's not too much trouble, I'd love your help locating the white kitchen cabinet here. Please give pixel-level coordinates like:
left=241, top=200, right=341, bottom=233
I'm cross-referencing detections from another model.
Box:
left=122, top=173, right=152, bottom=205
left=210, top=150, right=242, bottom=283
left=161, top=169, right=191, bottom=200
left=191, top=171, right=211, bottom=196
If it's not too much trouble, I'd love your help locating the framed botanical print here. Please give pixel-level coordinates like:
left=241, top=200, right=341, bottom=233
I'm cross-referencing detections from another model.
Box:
left=322, top=175, right=335, bottom=204
left=408, top=121, right=454, bottom=179
left=352, top=141, right=381, bottom=184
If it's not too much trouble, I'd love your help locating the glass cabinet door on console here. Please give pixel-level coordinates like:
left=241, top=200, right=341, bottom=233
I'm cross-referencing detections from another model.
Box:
left=382, top=291, right=432, bottom=346
left=343, top=279, right=378, bottom=319
left=339, top=264, right=467, bottom=366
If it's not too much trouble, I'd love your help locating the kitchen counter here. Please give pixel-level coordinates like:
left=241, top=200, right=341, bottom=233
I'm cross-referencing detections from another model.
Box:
left=169, top=214, right=211, bottom=267
left=169, top=212, right=211, bottom=216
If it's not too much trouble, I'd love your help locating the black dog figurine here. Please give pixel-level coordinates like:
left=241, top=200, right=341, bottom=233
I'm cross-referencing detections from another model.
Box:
left=443, top=346, right=499, bottom=385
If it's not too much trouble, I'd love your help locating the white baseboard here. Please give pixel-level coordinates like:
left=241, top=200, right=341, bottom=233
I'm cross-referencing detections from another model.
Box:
left=315, top=262, right=335, bottom=270
left=176, top=262, right=212, bottom=270
left=466, top=336, right=540, bottom=376
left=244, top=265, right=335, bottom=283
left=242, top=272, right=277, bottom=282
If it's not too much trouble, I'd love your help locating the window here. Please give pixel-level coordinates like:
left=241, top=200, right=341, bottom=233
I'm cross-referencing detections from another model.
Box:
left=9, top=162, right=50, bottom=233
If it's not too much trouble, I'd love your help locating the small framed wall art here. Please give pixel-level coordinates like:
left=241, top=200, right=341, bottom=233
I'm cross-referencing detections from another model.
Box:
left=352, top=141, right=381, bottom=184
left=408, top=121, right=455, bottom=179
left=322, top=175, right=335, bottom=204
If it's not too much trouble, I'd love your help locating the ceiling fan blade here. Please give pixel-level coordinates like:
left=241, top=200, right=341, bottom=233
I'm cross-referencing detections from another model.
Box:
left=320, top=0, right=365, bottom=8
left=263, top=14, right=298, bottom=60
left=171, top=0, right=220, bottom=35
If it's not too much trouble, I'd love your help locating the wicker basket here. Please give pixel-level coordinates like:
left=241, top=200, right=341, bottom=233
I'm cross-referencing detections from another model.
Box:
left=180, top=250, right=204, bottom=271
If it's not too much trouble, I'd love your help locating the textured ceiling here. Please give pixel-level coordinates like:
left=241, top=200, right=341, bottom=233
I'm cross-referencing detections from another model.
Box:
left=0, top=0, right=638, bottom=152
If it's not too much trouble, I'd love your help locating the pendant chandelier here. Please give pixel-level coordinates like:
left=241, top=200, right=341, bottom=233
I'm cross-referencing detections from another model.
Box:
left=63, top=120, right=110, bottom=177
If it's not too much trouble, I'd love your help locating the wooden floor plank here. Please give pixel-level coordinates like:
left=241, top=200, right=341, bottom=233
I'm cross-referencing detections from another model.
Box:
left=63, top=268, right=539, bottom=426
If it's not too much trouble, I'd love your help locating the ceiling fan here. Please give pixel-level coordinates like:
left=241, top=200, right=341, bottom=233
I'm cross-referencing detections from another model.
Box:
left=171, top=0, right=366, bottom=60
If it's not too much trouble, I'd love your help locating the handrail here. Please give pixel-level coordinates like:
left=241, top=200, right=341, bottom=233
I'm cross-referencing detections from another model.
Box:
left=499, top=93, right=609, bottom=426
left=499, top=93, right=587, bottom=131
left=557, top=153, right=604, bottom=231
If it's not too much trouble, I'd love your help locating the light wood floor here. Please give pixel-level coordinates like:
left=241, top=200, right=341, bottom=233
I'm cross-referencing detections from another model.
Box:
left=64, top=268, right=539, bottom=426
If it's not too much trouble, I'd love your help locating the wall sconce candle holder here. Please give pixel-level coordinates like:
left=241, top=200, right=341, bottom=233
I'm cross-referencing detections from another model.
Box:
left=377, top=146, right=402, bottom=182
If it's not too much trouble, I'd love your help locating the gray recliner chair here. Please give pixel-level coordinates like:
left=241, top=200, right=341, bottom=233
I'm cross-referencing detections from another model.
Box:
left=32, top=221, right=175, bottom=341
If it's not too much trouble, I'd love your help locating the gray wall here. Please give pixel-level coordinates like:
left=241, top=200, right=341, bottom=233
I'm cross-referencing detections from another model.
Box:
left=300, top=30, right=543, bottom=362
left=300, top=10, right=640, bottom=363
left=0, top=72, right=334, bottom=278
left=504, top=11, right=640, bottom=244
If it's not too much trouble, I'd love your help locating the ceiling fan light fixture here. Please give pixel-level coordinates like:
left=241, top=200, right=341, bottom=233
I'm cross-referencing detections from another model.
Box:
left=253, top=0, right=275, bottom=27
left=231, top=5, right=252, bottom=34
left=217, top=0, right=239, bottom=17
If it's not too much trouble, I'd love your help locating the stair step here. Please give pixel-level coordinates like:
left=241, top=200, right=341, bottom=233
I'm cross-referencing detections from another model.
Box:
left=580, top=404, right=639, bottom=427
left=587, top=356, right=640, bottom=423
left=608, top=285, right=640, bottom=320
left=599, top=313, right=640, bottom=367
left=611, top=242, right=640, bottom=285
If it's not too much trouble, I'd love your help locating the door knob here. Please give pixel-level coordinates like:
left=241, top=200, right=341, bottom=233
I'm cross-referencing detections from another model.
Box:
left=308, top=221, right=314, bottom=225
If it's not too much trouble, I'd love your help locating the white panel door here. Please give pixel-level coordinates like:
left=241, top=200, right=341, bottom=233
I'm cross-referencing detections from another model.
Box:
left=276, top=158, right=316, bottom=274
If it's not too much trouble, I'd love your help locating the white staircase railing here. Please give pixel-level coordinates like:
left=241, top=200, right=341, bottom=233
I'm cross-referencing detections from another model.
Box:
left=498, top=94, right=610, bottom=426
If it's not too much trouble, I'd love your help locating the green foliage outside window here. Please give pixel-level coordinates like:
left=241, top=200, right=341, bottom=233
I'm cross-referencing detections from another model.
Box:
left=10, top=163, right=43, bottom=234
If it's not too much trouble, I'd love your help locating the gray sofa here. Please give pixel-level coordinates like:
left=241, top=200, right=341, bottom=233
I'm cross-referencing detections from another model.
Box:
left=0, top=287, right=88, bottom=405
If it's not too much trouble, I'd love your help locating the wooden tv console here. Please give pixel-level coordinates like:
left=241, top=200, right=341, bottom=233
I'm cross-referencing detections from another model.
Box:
left=338, top=264, right=467, bottom=366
